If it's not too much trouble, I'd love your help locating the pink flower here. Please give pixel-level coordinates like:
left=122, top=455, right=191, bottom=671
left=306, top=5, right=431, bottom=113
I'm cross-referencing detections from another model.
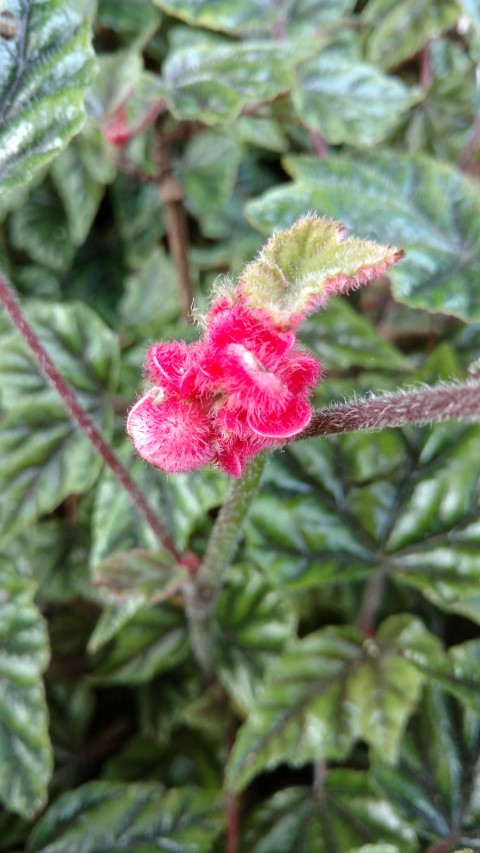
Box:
left=126, top=389, right=215, bottom=473
left=127, top=296, right=323, bottom=477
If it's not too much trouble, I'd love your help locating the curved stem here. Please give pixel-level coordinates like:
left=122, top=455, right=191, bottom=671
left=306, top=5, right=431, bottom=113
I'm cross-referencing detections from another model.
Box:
left=0, top=272, right=179, bottom=559
left=298, top=378, right=480, bottom=440
left=185, top=454, right=267, bottom=676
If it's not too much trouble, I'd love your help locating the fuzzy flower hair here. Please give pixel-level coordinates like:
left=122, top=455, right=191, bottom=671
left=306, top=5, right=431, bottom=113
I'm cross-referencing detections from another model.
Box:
left=127, top=292, right=321, bottom=477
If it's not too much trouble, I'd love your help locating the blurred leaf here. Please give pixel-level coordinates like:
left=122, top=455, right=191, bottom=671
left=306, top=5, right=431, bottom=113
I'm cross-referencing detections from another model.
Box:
left=0, top=300, right=120, bottom=410
left=293, top=55, right=418, bottom=146
left=88, top=49, right=142, bottom=120
left=50, top=131, right=115, bottom=246
left=90, top=444, right=227, bottom=563
left=301, top=297, right=410, bottom=372
left=152, top=0, right=355, bottom=35
left=227, top=615, right=434, bottom=790
left=91, top=603, right=189, bottom=685
left=28, top=782, right=224, bottom=852
left=242, top=772, right=417, bottom=853
left=92, top=548, right=187, bottom=605
left=111, top=173, right=165, bottom=270
left=0, top=0, right=95, bottom=194
left=240, top=214, right=402, bottom=324
left=159, top=41, right=295, bottom=124
left=119, top=249, right=179, bottom=337
left=214, top=565, right=296, bottom=712
left=246, top=151, right=480, bottom=321
left=0, top=402, right=110, bottom=543
left=180, top=129, right=242, bottom=223
left=0, top=559, right=52, bottom=818
left=8, top=181, right=75, bottom=273
left=405, top=638, right=480, bottom=708
left=97, top=0, right=161, bottom=38
left=372, top=689, right=480, bottom=849
left=364, top=0, right=460, bottom=70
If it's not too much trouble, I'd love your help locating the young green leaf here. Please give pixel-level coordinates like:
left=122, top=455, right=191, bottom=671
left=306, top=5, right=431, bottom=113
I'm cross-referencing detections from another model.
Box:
left=0, top=0, right=96, bottom=195
left=27, top=782, right=224, bottom=853
left=0, top=560, right=52, bottom=818
left=240, top=215, right=403, bottom=325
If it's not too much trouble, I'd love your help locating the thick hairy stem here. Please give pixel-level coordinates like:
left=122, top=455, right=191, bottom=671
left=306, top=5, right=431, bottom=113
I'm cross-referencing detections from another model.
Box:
left=299, top=378, right=480, bottom=440
left=0, top=272, right=179, bottom=559
left=185, top=454, right=267, bottom=676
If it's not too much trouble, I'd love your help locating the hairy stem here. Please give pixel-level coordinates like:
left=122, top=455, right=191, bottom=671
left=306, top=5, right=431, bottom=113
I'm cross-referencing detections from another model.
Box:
left=299, top=378, right=480, bottom=440
left=0, top=272, right=179, bottom=559
left=185, top=453, right=267, bottom=676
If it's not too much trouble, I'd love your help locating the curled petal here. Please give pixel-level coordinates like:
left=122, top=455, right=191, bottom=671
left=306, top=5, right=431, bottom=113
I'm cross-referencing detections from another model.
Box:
left=127, top=391, right=215, bottom=473
left=145, top=341, right=204, bottom=395
left=280, top=349, right=323, bottom=395
left=207, top=300, right=295, bottom=367
left=248, top=397, right=312, bottom=439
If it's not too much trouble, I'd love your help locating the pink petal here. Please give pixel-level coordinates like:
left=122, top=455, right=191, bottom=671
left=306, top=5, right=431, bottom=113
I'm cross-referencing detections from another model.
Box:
left=145, top=341, right=204, bottom=396
left=280, top=349, right=323, bottom=395
left=127, top=391, right=215, bottom=473
left=248, top=397, right=312, bottom=439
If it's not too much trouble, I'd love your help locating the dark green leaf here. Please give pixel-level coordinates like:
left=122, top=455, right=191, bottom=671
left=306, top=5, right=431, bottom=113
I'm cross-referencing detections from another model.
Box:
left=90, top=444, right=227, bottom=562
left=50, top=131, right=115, bottom=246
left=0, top=559, right=52, bottom=818
left=293, top=55, right=418, bottom=146
left=0, top=402, right=110, bottom=543
left=119, top=249, right=180, bottom=337
left=405, top=638, right=480, bottom=708
left=246, top=151, right=480, bottom=321
left=227, top=615, right=433, bottom=790
left=28, top=782, right=224, bottom=852
left=242, top=772, right=417, bottom=853
left=0, top=300, right=120, bottom=410
left=111, top=175, right=165, bottom=271
left=92, top=549, right=187, bottom=606
left=301, top=297, right=410, bottom=372
left=91, top=603, right=189, bottom=685
left=214, top=565, right=296, bottom=711
left=0, top=0, right=95, bottom=194
left=372, top=689, right=480, bottom=849
left=8, top=182, right=75, bottom=273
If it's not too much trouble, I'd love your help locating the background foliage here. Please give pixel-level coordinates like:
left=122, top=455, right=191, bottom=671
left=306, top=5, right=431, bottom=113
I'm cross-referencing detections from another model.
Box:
left=0, top=0, right=480, bottom=850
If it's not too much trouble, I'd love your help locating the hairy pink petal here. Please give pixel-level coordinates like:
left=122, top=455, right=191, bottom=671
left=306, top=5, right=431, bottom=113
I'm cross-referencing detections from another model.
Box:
left=127, top=391, right=215, bottom=473
left=207, top=300, right=295, bottom=367
left=248, top=397, right=313, bottom=439
left=279, top=350, right=323, bottom=395
left=145, top=341, right=204, bottom=396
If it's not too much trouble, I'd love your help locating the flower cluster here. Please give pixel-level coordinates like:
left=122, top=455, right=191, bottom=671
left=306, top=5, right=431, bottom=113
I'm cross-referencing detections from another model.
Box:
left=127, top=292, right=322, bottom=477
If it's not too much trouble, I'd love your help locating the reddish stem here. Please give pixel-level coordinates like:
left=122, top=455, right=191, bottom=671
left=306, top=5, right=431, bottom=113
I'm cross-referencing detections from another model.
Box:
left=226, top=789, right=240, bottom=853
left=0, top=272, right=180, bottom=559
left=299, top=379, right=480, bottom=440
